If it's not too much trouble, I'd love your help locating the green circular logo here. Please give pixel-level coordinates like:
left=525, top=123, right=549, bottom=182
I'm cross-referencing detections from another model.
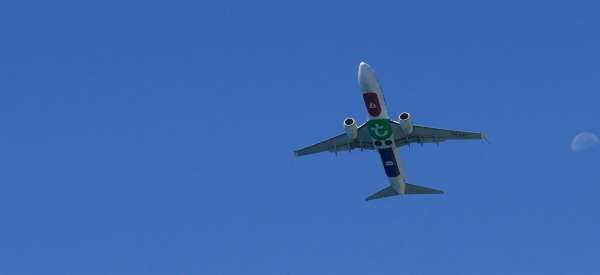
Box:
left=367, top=119, right=392, bottom=140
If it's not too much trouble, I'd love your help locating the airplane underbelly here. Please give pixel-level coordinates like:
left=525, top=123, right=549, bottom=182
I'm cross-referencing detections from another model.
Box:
left=378, top=147, right=406, bottom=185
left=377, top=148, right=400, bottom=177
left=358, top=62, right=406, bottom=193
left=365, top=117, right=406, bottom=189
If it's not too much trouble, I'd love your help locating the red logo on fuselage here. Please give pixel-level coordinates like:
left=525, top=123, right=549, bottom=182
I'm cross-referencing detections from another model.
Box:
left=362, top=92, right=382, bottom=116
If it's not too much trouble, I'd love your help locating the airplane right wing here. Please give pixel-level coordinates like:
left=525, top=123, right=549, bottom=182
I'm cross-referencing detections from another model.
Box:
left=294, top=124, right=374, bottom=157
left=394, top=124, right=485, bottom=146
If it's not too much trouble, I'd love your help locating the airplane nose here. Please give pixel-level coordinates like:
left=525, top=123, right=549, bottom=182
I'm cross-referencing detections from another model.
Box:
left=358, top=61, right=370, bottom=73
left=358, top=61, right=379, bottom=92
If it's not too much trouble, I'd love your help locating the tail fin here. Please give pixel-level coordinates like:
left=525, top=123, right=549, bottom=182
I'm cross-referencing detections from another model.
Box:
left=365, top=184, right=444, bottom=201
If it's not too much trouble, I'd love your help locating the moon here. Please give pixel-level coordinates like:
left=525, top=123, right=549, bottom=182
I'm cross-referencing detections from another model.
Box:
left=571, top=132, right=599, bottom=152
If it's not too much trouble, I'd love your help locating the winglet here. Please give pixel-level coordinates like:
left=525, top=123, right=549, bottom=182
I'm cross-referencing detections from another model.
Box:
left=481, top=132, right=490, bottom=144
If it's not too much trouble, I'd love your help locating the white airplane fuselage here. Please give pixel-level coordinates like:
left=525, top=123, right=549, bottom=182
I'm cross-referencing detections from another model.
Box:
left=358, top=62, right=407, bottom=194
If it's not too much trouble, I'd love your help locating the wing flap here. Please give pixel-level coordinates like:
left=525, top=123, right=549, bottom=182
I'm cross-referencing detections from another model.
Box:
left=412, top=125, right=483, bottom=140
left=393, top=124, right=484, bottom=146
left=294, top=124, right=373, bottom=157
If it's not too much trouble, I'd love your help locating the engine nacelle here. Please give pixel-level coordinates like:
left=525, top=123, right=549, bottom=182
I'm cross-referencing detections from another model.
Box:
left=343, top=117, right=358, bottom=140
left=397, top=112, right=414, bottom=136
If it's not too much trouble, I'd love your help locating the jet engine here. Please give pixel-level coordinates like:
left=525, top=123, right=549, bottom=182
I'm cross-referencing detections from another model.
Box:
left=397, top=112, right=414, bottom=136
left=343, top=117, right=358, bottom=139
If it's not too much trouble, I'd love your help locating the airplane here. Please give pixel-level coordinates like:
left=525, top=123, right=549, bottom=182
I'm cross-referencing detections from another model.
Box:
left=294, top=62, right=485, bottom=201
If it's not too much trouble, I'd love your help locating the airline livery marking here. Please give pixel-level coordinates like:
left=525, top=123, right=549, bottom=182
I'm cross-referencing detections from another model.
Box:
left=378, top=148, right=400, bottom=177
left=367, top=119, right=392, bottom=140
left=362, top=92, right=382, bottom=116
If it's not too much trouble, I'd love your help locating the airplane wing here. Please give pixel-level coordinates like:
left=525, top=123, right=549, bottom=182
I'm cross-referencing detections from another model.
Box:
left=393, top=123, right=485, bottom=146
left=294, top=124, right=374, bottom=157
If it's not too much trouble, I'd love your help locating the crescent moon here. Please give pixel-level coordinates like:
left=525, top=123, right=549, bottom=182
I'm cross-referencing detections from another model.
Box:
left=571, top=132, right=599, bottom=152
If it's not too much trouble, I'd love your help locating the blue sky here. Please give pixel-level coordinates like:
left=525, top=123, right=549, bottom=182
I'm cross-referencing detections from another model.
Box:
left=1, top=0, right=599, bottom=274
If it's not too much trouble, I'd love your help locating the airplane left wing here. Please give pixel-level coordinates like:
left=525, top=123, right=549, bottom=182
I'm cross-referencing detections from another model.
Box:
left=393, top=123, right=485, bottom=146
left=294, top=124, right=374, bottom=157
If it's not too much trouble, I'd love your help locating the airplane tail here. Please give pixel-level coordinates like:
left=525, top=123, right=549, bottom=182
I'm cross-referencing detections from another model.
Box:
left=365, top=184, right=444, bottom=201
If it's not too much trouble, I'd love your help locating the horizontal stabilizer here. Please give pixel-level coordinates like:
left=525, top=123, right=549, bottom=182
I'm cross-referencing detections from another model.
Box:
left=366, top=184, right=444, bottom=201
left=366, top=186, right=399, bottom=201
left=405, top=183, right=444, bottom=194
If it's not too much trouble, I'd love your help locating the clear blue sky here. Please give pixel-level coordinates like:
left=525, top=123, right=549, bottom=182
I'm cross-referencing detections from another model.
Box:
left=1, top=0, right=599, bottom=274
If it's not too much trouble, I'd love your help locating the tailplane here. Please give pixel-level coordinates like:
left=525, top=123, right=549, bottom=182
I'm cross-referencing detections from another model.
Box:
left=365, top=186, right=398, bottom=201
left=405, top=183, right=444, bottom=195
left=365, top=184, right=444, bottom=201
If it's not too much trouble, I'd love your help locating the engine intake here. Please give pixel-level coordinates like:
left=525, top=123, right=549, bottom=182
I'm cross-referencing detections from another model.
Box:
left=343, top=117, right=358, bottom=139
left=344, top=118, right=355, bottom=126
left=397, top=112, right=413, bottom=136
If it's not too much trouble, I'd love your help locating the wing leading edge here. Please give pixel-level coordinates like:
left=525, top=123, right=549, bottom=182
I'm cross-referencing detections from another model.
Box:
left=294, top=122, right=485, bottom=157
left=393, top=123, right=485, bottom=147
left=294, top=124, right=374, bottom=157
